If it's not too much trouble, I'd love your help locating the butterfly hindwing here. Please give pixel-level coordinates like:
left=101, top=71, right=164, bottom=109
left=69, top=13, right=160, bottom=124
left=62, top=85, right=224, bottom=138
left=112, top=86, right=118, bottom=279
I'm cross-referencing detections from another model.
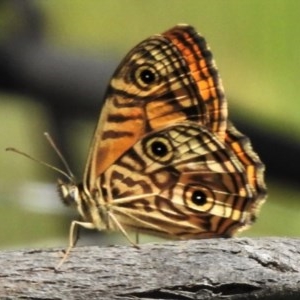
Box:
left=101, top=123, right=256, bottom=238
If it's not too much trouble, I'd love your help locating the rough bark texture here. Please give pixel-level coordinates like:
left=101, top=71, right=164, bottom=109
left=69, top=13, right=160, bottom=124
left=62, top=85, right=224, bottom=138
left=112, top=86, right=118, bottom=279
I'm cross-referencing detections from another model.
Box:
left=1, top=238, right=300, bottom=299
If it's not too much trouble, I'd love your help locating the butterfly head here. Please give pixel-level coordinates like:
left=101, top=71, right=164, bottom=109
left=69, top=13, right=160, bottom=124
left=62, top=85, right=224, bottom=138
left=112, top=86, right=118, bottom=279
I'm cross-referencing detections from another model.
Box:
left=57, top=179, right=91, bottom=223
left=57, top=179, right=80, bottom=207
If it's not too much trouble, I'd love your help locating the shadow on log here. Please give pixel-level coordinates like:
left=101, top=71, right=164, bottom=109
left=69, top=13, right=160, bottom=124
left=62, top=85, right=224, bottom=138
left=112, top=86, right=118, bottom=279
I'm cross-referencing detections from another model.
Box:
left=1, top=238, right=300, bottom=299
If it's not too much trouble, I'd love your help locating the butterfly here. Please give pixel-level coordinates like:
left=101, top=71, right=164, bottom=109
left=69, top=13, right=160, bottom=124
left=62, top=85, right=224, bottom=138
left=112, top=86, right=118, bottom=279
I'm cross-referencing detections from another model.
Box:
left=11, top=24, right=267, bottom=265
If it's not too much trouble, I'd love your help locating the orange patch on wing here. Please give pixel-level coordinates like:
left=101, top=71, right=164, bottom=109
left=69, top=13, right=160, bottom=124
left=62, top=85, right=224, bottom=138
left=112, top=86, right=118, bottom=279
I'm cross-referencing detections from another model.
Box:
left=146, top=101, right=187, bottom=129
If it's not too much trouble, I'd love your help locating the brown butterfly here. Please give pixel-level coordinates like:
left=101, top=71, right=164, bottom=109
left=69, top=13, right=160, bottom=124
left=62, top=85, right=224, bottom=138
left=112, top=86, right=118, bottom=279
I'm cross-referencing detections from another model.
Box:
left=10, top=24, right=267, bottom=265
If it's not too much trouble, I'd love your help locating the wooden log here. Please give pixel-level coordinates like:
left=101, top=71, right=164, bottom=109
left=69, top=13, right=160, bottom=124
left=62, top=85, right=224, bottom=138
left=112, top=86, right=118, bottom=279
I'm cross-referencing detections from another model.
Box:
left=1, top=238, right=300, bottom=299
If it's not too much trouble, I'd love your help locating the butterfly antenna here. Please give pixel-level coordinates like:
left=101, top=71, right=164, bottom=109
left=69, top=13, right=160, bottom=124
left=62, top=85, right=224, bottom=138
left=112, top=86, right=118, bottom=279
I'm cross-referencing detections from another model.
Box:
left=6, top=132, right=75, bottom=182
left=43, top=132, right=75, bottom=180
left=6, top=147, right=73, bottom=182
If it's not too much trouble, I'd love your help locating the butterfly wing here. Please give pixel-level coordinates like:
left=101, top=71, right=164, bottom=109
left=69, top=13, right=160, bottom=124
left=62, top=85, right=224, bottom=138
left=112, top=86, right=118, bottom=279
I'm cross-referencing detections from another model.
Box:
left=225, top=122, right=267, bottom=218
left=83, top=24, right=227, bottom=189
left=100, top=123, right=265, bottom=238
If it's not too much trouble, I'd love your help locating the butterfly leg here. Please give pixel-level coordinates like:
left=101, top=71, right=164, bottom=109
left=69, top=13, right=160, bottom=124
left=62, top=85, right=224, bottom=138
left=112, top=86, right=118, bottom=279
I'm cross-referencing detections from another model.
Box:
left=135, top=231, right=140, bottom=244
left=56, top=220, right=96, bottom=269
left=108, top=211, right=140, bottom=249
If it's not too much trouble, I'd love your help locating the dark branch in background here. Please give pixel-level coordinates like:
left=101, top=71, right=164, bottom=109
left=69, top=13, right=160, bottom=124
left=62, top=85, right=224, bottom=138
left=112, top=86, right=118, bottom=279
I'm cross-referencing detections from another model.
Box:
left=0, top=0, right=299, bottom=186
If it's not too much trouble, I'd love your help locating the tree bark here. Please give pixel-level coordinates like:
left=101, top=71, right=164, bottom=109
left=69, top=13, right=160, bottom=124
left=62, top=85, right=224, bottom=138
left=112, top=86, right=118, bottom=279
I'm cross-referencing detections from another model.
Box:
left=1, top=238, right=300, bottom=299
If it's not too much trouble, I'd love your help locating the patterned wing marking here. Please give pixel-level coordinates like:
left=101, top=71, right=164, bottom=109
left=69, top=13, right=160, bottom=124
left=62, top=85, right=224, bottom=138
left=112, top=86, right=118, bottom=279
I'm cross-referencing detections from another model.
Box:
left=163, top=25, right=227, bottom=138
left=225, top=122, right=267, bottom=222
left=84, top=25, right=227, bottom=188
left=100, top=123, right=259, bottom=238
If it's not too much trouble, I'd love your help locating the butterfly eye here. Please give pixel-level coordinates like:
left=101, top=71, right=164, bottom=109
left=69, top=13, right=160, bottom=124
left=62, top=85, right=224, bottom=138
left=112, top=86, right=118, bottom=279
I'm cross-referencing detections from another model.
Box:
left=191, top=190, right=207, bottom=206
left=144, top=136, right=174, bottom=164
left=133, top=65, right=159, bottom=89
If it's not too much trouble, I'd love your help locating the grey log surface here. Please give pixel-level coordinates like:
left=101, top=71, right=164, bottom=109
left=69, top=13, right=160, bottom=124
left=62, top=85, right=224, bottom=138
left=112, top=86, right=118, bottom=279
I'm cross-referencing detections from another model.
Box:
left=1, top=238, right=300, bottom=300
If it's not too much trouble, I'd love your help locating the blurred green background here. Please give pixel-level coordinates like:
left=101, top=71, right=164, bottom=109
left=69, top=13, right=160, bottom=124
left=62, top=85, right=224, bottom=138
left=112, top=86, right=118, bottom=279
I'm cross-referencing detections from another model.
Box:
left=0, top=0, right=299, bottom=250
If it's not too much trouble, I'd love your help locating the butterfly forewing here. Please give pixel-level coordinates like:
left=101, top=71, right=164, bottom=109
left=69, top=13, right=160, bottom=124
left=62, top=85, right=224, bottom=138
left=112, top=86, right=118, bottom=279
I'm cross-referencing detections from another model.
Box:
left=84, top=25, right=227, bottom=186
left=163, top=25, right=227, bottom=138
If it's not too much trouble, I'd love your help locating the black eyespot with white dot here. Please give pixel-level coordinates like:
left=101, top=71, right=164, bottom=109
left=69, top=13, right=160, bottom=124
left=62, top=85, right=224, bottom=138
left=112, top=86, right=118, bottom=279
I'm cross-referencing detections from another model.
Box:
left=183, top=186, right=214, bottom=211
left=140, top=69, right=156, bottom=84
left=144, top=135, right=174, bottom=164
left=191, top=190, right=207, bottom=206
left=132, top=64, right=160, bottom=89
left=151, top=141, right=168, bottom=157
